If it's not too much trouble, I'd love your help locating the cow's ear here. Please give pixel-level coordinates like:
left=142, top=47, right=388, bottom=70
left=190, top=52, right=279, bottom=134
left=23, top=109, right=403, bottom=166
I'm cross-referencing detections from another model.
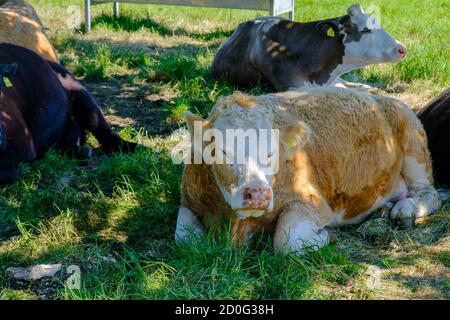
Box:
left=281, top=121, right=311, bottom=157
left=316, top=21, right=339, bottom=37
left=184, top=111, right=210, bottom=134
left=339, top=15, right=355, bottom=32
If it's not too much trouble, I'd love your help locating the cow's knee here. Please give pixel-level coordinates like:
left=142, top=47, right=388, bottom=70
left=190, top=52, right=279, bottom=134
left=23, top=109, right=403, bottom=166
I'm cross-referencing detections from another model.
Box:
left=175, top=207, right=205, bottom=242
left=274, top=210, right=329, bottom=255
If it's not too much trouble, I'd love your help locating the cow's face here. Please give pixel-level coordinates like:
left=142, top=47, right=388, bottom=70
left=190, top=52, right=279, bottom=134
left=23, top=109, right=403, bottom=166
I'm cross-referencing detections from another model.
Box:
left=184, top=93, right=310, bottom=219
left=341, top=4, right=407, bottom=64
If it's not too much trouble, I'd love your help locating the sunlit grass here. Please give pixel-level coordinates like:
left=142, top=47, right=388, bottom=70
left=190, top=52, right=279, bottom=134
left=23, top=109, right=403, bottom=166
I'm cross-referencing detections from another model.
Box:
left=0, top=0, right=448, bottom=300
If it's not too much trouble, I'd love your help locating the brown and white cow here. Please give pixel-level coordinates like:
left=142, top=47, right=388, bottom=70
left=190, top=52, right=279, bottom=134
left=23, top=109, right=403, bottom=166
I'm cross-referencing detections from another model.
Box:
left=212, top=4, right=406, bottom=92
left=175, top=88, right=441, bottom=254
left=0, top=0, right=59, bottom=62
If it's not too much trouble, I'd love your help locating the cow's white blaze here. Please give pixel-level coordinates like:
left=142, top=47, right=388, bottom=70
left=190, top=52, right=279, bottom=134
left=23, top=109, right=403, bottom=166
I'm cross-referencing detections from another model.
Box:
left=343, top=28, right=406, bottom=65
left=208, top=107, right=279, bottom=218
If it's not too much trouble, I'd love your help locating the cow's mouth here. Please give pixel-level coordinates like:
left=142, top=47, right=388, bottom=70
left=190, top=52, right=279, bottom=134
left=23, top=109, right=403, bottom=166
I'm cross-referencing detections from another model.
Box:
left=235, top=209, right=266, bottom=219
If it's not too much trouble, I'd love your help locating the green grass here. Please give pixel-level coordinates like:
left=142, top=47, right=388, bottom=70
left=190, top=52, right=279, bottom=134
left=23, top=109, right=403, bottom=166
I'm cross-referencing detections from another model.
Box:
left=0, top=0, right=449, bottom=300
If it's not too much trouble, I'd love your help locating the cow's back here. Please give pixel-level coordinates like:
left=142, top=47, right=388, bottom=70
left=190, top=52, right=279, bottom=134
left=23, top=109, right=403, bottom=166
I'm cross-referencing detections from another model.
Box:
left=212, top=20, right=265, bottom=87
left=418, top=87, right=450, bottom=185
left=0, top=0, right=59, bottom=62
left=266, top=88, right=416, bottom=223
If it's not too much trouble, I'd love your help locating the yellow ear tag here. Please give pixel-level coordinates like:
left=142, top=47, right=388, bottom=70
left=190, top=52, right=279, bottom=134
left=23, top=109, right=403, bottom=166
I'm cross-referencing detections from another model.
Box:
left=286, top=139, right=297, bottom=149
left=3, top=76, right=12, bottom=88
left=327, top=27, right=335, bottom=37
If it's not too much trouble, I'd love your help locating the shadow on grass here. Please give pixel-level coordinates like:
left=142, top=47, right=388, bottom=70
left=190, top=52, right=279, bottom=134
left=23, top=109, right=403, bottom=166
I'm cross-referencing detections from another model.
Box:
left=53, top=36, right=252, bottom=134
left=388, top=273, right=449, bottom=299
left=91, top=13, right=234, bottom=41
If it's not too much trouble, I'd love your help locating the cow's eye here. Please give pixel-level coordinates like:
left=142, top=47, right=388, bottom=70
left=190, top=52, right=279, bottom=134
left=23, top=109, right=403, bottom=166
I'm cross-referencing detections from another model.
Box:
left=361, top=28, right=372, bottom=33
left=267, top=152, right=273, bottom=158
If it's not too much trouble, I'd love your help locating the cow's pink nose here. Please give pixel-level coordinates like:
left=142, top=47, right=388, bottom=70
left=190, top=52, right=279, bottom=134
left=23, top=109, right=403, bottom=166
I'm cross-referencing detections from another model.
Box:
left=242, top=187, right=273, bottom=209
left=398, top=46, right=407, bottom=58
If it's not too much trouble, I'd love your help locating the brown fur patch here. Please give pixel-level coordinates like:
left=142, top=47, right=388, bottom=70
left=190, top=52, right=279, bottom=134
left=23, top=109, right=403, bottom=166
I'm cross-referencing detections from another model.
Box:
left=232, top=91, right=257, bottom=109
left=0, top=1, right=59, bottom=62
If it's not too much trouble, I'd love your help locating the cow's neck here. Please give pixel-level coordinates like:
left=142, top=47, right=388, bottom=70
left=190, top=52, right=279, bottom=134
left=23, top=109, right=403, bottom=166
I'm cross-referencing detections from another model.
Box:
left=326, top=62, right=367, bottom=85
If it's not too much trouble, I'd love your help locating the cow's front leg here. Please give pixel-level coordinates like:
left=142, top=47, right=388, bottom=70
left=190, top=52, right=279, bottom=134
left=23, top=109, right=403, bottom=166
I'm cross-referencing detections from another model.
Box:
left=274, top=204, right=330, bottom=255
left=174, top=207, right=205, bottom=242
left=390, top=155, right=442, bottom=229
left=390, top=186, right=441, bottom=229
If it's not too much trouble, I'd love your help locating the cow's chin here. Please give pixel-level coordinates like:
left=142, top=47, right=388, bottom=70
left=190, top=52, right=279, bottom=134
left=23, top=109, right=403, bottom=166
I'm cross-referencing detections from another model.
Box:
left=235, top=209, right=266, bottom=219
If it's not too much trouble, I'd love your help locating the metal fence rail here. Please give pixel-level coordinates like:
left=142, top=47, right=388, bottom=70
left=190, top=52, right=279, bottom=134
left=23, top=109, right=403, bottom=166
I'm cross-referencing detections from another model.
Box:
left=84, top=0, right=295, bottom=32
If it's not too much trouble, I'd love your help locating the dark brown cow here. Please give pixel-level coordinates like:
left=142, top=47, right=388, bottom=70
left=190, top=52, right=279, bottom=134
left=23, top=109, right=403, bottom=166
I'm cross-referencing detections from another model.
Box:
left=418, top=87, right=450, bottom=186
left=212, top=4, right=406, bottom=91
left=0, top=43, right=136, bottom=184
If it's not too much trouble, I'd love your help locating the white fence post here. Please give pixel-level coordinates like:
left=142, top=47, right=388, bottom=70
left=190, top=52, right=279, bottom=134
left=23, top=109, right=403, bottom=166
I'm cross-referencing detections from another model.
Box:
left=113, top=1, right=120, bottom=17
left=85, top=0, right=91, bottom=32
left=289, top=0, right=294, bottom=20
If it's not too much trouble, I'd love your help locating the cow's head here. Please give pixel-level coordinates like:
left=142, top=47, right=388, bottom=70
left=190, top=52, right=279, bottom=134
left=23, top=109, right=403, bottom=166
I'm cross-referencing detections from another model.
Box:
left=318, top=4, right=407, bottom=65
left=184, top=92, right=310, bottom=219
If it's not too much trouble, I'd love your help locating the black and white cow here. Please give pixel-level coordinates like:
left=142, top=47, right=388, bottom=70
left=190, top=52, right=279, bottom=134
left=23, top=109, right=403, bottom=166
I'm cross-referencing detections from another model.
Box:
left=0, top=43, right=137, bottom=184
left=212, top=4, right=407, bottom=91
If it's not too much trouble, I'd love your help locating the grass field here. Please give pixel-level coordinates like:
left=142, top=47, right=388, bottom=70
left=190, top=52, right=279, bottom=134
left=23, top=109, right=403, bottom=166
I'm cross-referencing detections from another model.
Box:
left=0, top=0, right=449, bottom=299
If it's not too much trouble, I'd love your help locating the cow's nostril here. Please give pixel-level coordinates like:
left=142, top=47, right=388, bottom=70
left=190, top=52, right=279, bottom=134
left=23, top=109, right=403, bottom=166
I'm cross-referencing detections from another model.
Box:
left=398, top=47, right=407, bottom=57
left=243, top=190, right=252, bottom=200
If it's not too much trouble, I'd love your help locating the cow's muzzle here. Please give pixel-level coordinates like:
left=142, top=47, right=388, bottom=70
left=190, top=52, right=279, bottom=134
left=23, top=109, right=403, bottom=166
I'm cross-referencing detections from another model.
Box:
left=234, top=185, right=273, bottom=219
left=397, top=44, right=407, bottom=59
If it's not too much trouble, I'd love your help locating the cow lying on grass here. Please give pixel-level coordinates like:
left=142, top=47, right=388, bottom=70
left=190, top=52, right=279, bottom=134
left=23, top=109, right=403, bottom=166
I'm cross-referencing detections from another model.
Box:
left=0, top=43, right=136, bottom=184
left=212, top=4, right=406, bottom=91
left=418, top=87, right=450, bottom=186
left=175, top=88, right=441, bottom=254
left=0, top=0, right=59, bottom=62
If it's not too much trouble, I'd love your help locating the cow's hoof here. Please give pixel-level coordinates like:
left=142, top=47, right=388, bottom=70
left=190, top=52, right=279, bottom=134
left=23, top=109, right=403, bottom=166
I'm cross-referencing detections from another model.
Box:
left=390, top=198, right=417, bottom=230
left=394, top=216, right=415, bottom=230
